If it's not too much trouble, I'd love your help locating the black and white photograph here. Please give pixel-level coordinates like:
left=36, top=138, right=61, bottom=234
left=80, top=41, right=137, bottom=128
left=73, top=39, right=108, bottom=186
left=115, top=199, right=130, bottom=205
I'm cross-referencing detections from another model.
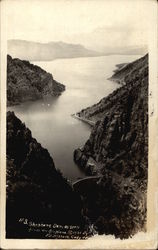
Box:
left=0, top=0, right=158, bottom=249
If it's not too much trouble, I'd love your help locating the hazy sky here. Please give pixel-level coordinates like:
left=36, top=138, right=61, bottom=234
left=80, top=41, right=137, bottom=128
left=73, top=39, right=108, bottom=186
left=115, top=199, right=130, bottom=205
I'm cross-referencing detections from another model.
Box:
left=5, top=0, right=152, bottom=50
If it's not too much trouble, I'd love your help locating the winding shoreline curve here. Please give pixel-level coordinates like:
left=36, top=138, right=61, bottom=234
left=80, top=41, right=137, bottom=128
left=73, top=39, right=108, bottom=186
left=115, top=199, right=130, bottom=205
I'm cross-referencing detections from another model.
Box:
left=71, top=113, right=95, bottom=126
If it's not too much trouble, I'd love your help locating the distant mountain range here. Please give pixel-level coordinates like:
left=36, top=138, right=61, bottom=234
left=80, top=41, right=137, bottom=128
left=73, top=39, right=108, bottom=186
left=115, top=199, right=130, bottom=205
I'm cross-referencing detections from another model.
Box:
left=8, top=39, right=147, bottom=62
left=7, top=40, right=102, bottom=61
left=99, top=45, right=147, bottom=56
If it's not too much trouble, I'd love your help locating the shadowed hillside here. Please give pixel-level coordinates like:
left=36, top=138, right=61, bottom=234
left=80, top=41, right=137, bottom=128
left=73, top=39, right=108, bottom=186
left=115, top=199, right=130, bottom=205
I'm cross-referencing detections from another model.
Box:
left=7, top=55, right=65, bottom=106
left=74, top=54, right=148, bottom=238
left=6, top=111, right=85, bottom=238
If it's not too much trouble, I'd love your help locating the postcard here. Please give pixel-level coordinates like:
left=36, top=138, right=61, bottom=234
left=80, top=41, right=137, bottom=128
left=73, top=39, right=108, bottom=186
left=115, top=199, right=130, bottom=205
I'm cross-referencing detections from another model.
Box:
left=0, top=0, right=158, bottom=249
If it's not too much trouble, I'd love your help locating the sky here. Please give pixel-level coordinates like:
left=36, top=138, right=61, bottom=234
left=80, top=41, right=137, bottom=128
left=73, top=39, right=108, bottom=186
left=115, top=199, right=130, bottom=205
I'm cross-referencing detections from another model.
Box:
left=4, top=0, right=152, bottom=50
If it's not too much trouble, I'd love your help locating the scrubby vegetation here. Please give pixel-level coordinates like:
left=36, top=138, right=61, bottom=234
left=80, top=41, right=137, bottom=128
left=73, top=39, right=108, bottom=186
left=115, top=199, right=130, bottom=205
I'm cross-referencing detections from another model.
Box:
left=6, top=111, right=85, bottom=238
left=7, top=55, right=65, bottom=106
left=74, top=54, right=148, bottom=238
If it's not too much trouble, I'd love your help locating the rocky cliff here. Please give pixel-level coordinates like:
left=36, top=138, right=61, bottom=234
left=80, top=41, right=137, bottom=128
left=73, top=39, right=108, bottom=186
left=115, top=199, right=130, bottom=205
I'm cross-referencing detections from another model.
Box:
left=7, top=55, right=65, bottom=106
left=74, top=54, right=148, bottom=238
left=6, top=111, right=85, bottom=238
left=109, top=54, right=148, bottom=84
left=76, top=54, right=148, bottom=124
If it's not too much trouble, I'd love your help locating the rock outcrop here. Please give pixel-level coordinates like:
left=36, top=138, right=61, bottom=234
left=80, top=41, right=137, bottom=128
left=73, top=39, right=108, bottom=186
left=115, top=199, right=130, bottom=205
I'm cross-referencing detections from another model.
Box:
left=7, top=55, right=65, bottom=106
left=109, top=54, right=148, bottom=84
left=74, top=54, right=148, bottom=238
left=6, top=111, right=85, bottom=238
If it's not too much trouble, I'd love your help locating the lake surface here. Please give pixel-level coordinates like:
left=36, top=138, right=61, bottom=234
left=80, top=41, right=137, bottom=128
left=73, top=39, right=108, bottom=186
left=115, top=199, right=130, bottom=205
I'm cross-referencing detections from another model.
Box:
left=8, top=55, right=141, bottom=181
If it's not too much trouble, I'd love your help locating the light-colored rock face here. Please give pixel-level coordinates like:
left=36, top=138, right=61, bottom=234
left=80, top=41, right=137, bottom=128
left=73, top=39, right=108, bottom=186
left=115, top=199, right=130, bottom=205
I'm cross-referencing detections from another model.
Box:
left=7, top=55, right=65, bottom=106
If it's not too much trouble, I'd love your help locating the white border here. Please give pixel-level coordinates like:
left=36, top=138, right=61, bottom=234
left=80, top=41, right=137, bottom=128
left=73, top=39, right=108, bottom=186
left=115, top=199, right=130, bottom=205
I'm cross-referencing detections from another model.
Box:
left=0, top=0, right=158, bottom=249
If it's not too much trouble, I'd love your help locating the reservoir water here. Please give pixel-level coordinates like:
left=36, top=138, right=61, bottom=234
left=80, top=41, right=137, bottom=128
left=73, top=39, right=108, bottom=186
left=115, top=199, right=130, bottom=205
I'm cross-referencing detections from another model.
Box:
left=8, top=55, right=141, bottom=181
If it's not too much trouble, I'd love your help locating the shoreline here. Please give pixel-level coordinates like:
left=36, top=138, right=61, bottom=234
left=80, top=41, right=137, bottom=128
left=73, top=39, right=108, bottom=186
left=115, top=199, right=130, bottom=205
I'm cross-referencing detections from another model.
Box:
left=108, top=77, right=126, bottom=85
left=71, top=113, right=95, bottom=126
left=71, top=74, right=123, bottom=127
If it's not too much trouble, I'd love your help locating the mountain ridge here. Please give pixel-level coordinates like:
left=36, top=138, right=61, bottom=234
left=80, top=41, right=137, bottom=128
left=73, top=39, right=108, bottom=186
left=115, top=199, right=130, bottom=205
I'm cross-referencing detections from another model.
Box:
left=75, top=54, right=148, bottom=124
left=8, top=39, right=102, bottom=61
left=7, top=55, right=65, bottom=106
left=6, top=111, right=86, bottom=238
left=73, top=54, right=148, bottom=238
